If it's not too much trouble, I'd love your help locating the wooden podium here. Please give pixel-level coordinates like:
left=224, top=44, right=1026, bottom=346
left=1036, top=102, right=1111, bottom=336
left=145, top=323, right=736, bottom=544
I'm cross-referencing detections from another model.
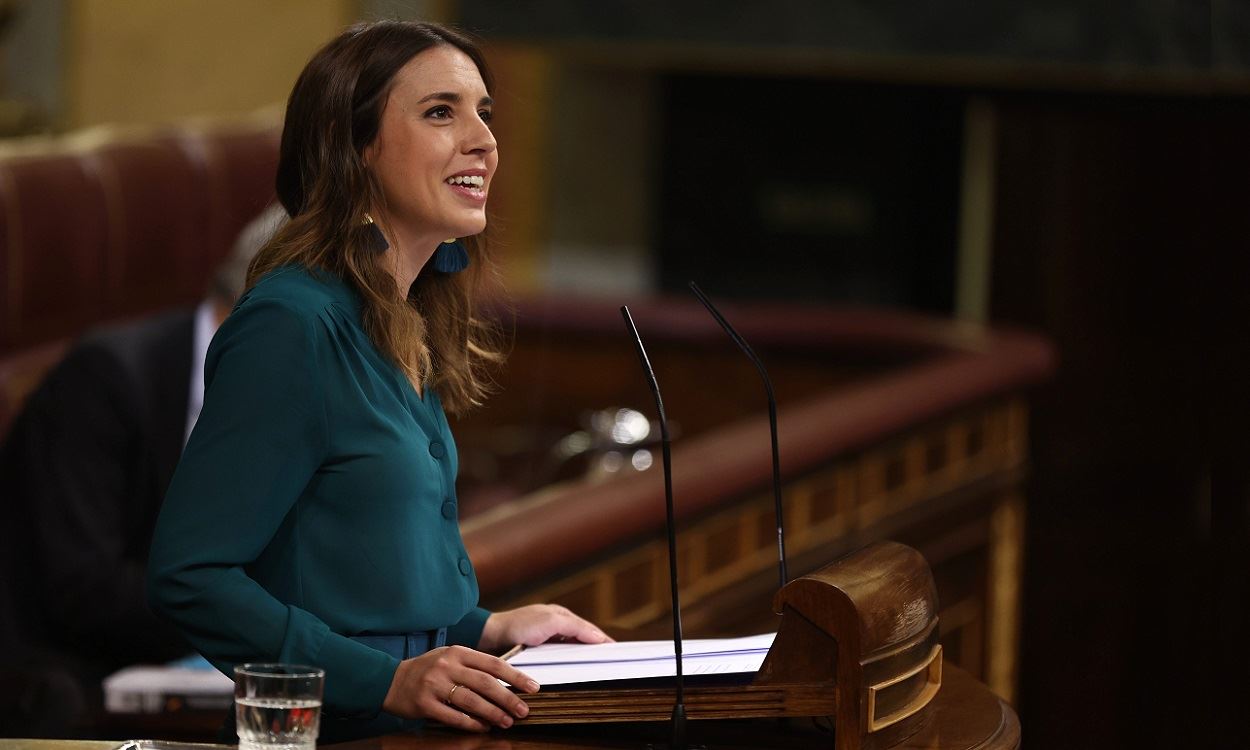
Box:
left=498, top=541, right=1014, bottom=749
left=334, top=541, right=1017, bottom=748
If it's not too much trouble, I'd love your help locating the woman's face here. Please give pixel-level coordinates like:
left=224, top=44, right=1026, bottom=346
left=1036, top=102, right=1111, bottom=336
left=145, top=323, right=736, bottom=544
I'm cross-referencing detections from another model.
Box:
left=366, top=45, right=497, bottom=244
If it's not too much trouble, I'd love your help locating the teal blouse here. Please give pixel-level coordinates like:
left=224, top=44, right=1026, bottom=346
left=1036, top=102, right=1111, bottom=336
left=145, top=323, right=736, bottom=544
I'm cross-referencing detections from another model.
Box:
left=147, top=266, right=489, bottom=718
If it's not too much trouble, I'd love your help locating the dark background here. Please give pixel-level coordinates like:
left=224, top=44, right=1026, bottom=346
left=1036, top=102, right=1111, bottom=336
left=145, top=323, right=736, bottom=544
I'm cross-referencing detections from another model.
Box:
left=460, top=2, right=1239, bottom=746
left=464, top=0, right=1240, bottom=70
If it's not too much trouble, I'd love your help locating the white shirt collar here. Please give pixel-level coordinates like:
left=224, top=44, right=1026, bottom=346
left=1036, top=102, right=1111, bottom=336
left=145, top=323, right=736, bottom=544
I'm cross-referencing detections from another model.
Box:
left=186, top=300, right=217, bottom=445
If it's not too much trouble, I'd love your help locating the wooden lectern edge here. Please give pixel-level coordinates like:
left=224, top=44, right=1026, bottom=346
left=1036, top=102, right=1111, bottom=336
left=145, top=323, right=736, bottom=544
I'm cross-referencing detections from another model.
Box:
left=337, top=542, right=1020, bottom=748
left=332, top=663, right=1017, bottom=750
left=513, top=541, right=961, bottom=750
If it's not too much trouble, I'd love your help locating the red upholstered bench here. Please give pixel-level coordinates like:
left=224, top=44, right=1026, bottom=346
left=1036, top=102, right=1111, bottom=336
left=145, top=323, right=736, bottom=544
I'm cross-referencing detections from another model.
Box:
left=0, top=120, right=280, bottom=356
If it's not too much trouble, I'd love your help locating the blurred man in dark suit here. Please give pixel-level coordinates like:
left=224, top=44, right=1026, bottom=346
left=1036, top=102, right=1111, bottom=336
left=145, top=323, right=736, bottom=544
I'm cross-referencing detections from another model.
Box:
left=0, top=205, right=284, bottom=736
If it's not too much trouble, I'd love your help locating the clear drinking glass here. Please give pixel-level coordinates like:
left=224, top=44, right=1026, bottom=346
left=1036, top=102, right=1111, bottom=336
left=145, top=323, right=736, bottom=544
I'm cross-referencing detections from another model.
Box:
left=234, top=664, right=324, bottom=750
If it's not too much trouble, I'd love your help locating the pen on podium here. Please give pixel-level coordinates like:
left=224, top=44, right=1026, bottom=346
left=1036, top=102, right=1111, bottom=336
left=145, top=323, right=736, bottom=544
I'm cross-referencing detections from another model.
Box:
left=500, top=643, right=524, bottom=662
left=688, top=281, right=789, bottom=590
left=620, top=305, right=687, bottom=750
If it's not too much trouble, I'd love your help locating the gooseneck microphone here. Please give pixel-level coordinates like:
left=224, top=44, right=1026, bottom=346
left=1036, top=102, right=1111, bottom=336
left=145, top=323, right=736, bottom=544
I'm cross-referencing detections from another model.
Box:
left=688, top=282, right=789, bottom=590
left=620, top=305, right=687, bottom=750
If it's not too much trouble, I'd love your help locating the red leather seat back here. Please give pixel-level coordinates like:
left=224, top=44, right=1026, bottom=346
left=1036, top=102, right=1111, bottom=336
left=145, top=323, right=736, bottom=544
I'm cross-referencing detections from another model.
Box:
left=0, top=122, right=281, bottom=356
left=0, top=153, right=109, bottom=351
left=179, top=126, right=281, bottom=271
left=86, top=138, right=212, bottom=319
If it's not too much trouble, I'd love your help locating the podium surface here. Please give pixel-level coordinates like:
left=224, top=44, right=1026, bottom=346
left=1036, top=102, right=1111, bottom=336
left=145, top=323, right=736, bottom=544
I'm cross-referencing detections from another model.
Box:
left=476, top=541, right=1018, bottom=749
left=324, top=665, right=1016, bottom=749
left=0, top=668, right=1016, bottom=750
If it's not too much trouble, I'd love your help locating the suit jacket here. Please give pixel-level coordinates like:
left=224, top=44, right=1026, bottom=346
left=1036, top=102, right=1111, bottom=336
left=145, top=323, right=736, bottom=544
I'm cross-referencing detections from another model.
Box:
left=0, top=309, right=195, bottom=677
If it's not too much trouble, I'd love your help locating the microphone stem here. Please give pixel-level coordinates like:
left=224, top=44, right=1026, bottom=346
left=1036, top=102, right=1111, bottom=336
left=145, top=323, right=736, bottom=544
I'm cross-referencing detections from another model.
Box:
left=767, top=397, right=787, bottom=588
left=661, top=436, right=684, bottom=707
left=620, top=306, right=686, bottom=722
left=689, top=282, right=789, bottom=588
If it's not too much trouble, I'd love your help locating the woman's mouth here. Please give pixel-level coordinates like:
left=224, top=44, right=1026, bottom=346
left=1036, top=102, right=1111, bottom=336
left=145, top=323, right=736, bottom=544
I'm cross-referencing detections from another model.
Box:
left=446, top=175, right=487, bottom=202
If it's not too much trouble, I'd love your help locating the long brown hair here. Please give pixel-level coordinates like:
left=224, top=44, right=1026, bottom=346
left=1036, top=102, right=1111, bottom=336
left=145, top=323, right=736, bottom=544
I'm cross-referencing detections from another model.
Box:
left=248, top=20, right=503, bottom=414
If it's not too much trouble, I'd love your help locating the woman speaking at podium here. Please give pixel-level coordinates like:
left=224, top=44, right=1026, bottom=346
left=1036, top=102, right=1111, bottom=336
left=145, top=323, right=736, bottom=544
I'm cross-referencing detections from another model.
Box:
left=147, top=20, right=608, bottom=741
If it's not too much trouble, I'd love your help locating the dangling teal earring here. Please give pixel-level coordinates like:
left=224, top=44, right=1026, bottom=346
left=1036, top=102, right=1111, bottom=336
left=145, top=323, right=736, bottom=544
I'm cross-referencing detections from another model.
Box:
left=362, top=213, right=388, bottom=253
left=431, top=238, right=470, bottom=273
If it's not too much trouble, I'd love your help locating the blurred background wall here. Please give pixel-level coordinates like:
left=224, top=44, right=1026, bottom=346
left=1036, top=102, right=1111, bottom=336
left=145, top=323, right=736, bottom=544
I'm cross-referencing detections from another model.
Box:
left=1, top=1, right=1241, bottom=747
left=1, top=0, right=355, bottom=130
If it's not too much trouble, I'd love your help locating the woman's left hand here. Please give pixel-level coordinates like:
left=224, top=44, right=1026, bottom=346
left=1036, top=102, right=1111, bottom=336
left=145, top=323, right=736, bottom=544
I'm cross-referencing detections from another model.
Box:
left=479, top=604, right=613, bottom=654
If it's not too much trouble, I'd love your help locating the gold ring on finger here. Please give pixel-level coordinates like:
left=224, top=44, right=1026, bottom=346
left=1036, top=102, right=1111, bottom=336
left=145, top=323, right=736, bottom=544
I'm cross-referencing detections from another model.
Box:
left=446, top=683, right=463, bottom=704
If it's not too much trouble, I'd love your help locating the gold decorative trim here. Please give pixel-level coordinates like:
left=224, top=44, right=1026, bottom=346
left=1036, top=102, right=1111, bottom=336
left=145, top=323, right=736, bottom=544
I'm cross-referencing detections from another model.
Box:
left=866, top=644, right=943, bottom=733
left=986, top=492, right=1025, bottom=703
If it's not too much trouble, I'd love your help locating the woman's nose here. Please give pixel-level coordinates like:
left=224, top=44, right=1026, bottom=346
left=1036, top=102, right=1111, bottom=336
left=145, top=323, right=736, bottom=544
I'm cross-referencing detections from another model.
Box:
left=463, top=118, right=496, bottom=155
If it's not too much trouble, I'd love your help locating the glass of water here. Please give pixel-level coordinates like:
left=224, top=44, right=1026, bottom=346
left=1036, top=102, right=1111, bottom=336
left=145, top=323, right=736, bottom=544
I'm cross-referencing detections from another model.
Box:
left=234, top=664, right=324, bottom=750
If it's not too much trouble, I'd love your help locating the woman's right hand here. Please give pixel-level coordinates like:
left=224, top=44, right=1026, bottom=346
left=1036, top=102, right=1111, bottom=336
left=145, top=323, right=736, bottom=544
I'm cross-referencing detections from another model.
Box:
left=381, top=645, right=540, bottom=732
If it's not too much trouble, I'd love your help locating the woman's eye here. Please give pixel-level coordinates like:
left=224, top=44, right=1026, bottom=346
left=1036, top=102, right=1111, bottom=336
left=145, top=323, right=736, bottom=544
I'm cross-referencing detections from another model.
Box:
left=424, top=105, right=452, bottom=119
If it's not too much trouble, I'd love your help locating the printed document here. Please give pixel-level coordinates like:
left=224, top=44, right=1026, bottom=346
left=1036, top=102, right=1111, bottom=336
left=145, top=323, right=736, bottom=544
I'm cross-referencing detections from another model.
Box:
left=506, top=632, right=776, bottom=686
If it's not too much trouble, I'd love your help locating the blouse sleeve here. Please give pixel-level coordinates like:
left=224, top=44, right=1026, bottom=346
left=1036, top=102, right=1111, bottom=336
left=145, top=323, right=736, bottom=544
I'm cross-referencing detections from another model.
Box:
left=446, top=606, right=490, bottom=648
left=147, top=297, right=399, bottom=718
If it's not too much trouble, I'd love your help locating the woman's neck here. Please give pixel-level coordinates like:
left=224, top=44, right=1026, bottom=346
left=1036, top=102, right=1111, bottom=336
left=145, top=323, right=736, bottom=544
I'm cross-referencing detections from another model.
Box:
left=377, top=216, right=441, bottom=296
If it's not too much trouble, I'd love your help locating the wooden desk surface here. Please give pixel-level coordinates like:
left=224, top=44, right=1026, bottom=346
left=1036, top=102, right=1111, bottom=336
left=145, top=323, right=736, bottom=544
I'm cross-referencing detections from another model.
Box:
left=0, top=666, right=1015, bottom=750
left=334, top=665, right=1018, bottom=750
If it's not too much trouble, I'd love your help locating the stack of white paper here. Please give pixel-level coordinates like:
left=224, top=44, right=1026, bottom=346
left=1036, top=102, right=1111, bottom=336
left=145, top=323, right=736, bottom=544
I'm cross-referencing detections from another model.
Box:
left=507, top=633, right=776, bottom=686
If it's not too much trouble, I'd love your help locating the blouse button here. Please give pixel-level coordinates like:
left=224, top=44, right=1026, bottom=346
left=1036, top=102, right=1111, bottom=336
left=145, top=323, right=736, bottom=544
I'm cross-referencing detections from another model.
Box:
left=441, top=501, right=457, bottom=520
left=458, top=558, right=472, bottom=576
left=429, top=441, right=446, bottom=459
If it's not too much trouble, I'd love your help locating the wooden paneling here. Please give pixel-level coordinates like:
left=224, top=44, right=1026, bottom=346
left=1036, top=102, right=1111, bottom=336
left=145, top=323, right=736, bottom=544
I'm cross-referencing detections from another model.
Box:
left=484, top=399, right=1031, bottom=700
left=989, top=95, right=1236, bottom=748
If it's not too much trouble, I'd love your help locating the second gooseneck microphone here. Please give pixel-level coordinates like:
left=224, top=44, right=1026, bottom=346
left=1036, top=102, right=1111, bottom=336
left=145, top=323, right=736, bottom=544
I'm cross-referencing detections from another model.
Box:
left=688, top=282, right=789, bottom=590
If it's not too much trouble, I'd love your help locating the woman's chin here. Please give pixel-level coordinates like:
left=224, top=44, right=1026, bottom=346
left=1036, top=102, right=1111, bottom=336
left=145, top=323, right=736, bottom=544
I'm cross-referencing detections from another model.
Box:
left=451, top=218, right=488, bottom=239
